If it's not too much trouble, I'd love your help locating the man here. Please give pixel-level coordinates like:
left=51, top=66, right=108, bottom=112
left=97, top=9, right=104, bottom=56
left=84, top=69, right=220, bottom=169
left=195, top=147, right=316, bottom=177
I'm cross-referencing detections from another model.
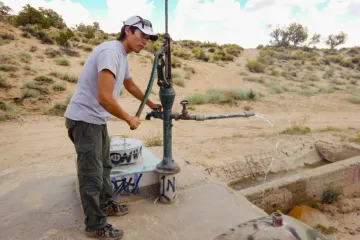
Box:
left=64, top=15, right=161, bottom=239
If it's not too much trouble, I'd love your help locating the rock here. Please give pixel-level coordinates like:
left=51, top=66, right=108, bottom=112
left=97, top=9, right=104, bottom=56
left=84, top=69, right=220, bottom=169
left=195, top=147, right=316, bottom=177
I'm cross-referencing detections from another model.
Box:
left=288, top=205, right=330, bottom=228
left=315, top=141, right=360, bottom=162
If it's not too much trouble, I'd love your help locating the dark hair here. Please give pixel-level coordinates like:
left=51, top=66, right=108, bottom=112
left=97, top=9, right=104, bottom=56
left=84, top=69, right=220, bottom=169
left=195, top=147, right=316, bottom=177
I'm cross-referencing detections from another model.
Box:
left=117, top=25, right=138, bottom=41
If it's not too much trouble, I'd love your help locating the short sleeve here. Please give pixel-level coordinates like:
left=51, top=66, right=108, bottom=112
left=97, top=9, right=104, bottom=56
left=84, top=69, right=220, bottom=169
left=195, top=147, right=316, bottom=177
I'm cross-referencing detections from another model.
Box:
left=124, top=62, right=131, bottom=80
left=96, top=49, right=119, bottom=77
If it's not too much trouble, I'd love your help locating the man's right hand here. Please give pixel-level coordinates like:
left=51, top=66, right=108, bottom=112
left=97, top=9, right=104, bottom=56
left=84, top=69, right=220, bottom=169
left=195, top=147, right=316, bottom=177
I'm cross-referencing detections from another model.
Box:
left=127, top=116, right=141, bottom=129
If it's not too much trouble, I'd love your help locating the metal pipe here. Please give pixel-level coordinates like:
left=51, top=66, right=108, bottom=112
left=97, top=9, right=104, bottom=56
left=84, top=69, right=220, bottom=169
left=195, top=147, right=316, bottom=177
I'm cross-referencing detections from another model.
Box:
left=146, top=111, right=255, bottom=121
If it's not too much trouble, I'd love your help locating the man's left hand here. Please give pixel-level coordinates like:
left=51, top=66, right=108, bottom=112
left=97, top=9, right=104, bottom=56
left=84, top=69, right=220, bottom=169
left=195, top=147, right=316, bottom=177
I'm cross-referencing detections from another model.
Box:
left=149, top=103, right=162, bottom=112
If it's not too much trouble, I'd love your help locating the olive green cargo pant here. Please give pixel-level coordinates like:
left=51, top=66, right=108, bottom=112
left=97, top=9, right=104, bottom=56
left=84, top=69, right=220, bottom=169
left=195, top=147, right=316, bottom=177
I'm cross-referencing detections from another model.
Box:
left=65, top=118, right=114, bottom=231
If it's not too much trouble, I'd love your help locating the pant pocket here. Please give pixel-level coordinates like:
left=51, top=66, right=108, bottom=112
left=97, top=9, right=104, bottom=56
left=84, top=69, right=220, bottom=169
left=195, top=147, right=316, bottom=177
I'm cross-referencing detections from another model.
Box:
left=75, top=142, right=102, bottom=176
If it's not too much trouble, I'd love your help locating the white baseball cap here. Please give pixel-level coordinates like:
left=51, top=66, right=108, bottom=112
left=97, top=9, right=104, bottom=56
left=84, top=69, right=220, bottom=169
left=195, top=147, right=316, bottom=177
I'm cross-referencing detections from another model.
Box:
left=123, top=15, right=158, bottom=41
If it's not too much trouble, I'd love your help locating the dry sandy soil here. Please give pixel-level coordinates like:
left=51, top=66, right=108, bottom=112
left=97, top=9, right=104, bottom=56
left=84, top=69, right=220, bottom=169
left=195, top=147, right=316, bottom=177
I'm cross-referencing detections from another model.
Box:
left=1, top=22, right=360, bottom=239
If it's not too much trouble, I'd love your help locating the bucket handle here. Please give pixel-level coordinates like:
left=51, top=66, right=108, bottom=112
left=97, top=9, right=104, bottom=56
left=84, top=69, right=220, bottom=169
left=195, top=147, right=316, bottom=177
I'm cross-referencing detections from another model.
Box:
left=110, top=134, right=126, bottom=144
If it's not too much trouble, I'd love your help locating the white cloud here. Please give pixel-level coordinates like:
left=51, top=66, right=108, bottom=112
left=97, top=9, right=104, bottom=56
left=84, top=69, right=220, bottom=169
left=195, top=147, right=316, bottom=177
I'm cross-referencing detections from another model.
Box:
left=99, top=0, right=155, bottom=33
left=171, top=0, right=360, bottom=48
left=2, top=0, right=93, bottom=27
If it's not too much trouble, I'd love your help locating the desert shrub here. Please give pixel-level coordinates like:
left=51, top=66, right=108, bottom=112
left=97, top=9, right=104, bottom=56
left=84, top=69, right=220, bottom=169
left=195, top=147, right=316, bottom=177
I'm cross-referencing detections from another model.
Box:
left=48, top=103, right=67, bottom=116
left=186, top=88, right=259, bottom=105
left=212, top=49, right=233, bottom=61
left=281, top=120, right=311, bottom=135
left=45, top=48, right=61, bottom=58
left=0, top=33, right=15, bottom=40
left=22, top=88, right=40, bottom=99
left=0, top=54, right=16, bottom=65
left=34, top=76, right=53, bottom=84
left=323, top=69, right=335, bottom=79
left=52, top=83, right=66, bottom=91
left=305, top=72, right=320, bottom=81
left=298, top=89, right=318, bottom=96
left=55, top=58, right=70, bottom=66
left=30, top=46, right=37, bottom=52
left=60, top=74, right=77, bottom=83
left=186, top=93, right=205, bottom=105
left=183, top=65, right=196, bottom=79
left=55, top=29, right=74, bottom=47
left=200, top=42, right=219, bottom=48
left=270, top=68, right=279, bottom=76
left=37, top=31, right=54, bottom=44
left=351, top=55, right=360, bottom=64
left=224, top=44, right=243, bottom=57
left=61, top=48, right=80, bottom=57
left=79, top=45, right=92, bottom=52
left=171, top=57, right=182, bottom=68
left=0, top=65, right=18, bottom=72
left=0, top=76, right=11, bottom=89
left=321, top=187, right=342, bottom=204
left=180, top=40, right=201, bottom=49
left=24, top=80, right=49, bottom=95
left=193, top=48, right=210, bottom=62
left=208, top=48, right=216, bottom=53
left=143, top=131, right=163, bottom=147
left=348, top=94, right=360, bottom=104
left=257, top=44, right=264, bottom=49
left=322, top=55, right=343, bottom=64
left=243, top=76, right=265, bottom=84
left=0, top=101, right=8, bottom=111
left=173, top=49, right=191, bottom=60
left=172, top=72, right=185, bottom=87
left=145, top=40, right=160, bottom=53
left=18, top=52, right=32, bottom=63
left=340, top=59, right=354, bottom=69
left=268, top=82, right=285, bottom=94
left=246, top=60, right=265, bottom=73
left=15, top=4, right=66, bottom=29
left=20, top=32, right=30, bottom=38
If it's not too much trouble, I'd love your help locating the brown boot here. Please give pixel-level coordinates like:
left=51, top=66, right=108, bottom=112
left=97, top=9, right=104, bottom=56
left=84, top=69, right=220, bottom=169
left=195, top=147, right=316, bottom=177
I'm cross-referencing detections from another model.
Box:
left=85, top=224, right=124, bottom=239
left=102, top=200, right=129, bottom=216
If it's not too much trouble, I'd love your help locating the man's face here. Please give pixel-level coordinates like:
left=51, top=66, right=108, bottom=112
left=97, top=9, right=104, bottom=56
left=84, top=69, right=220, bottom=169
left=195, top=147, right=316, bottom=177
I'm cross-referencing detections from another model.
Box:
left=126, top=27, right=150, bottom=53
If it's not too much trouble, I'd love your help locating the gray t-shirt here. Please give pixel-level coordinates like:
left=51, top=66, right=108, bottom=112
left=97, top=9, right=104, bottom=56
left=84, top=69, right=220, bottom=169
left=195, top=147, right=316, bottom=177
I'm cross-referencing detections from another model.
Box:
left=64, top=40, right=131, bottom=125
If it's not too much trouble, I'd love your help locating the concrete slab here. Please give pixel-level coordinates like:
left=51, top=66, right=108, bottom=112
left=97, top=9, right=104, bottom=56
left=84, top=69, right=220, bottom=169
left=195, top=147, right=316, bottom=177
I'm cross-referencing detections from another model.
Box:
left=109, top=183, right=267, bottom=240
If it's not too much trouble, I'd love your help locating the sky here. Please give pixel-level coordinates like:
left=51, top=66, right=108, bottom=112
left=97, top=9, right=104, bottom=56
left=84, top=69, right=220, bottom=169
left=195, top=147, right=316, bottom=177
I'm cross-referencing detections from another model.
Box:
left=2, top=0, right=360, bottom=48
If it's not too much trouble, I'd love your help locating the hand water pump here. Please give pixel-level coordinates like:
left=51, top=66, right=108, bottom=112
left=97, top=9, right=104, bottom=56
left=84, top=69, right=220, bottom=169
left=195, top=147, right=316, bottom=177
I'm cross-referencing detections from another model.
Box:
left=133, top=0, right=255, bottom=203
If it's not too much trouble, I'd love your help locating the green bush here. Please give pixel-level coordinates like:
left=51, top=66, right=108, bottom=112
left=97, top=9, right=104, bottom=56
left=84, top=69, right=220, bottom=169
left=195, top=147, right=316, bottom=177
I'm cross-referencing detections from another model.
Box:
left=268, top=82, right=285, bottom=94
left=173, top=49, right=191, bottom=60
left=340, top=59, right=354, bottom=69
left=0, top=33, right=15, bottom=40
left=0, top=76, right=11, bottom=89
left=52, top=83, right=66, bottom=91
left=321, top=187, right=342, bottom=204
left=171, top=57, right=182, bottom=68
left=224, top=44, right=243, bottom=57
left=45, top=48, right=62, bottom=58
left=55, top=58, right=70, bottom=66
left=0, top=101, right=7, bottom=111
left=348, top=94, right=360, bottom=104
left=30, top=46, right=37, bottom=52
left=18, top=52, right=32, bottom=63
left=15, top=4, right=66, bottom=29
left=0, top=65, right=18, bottom=72
left=186, top=88, right=259, bottom=105
left=246, top=60, right=265, bottom=73
left=193, top=48, right=210, bottom=62
left=34, top=76, right=53, bottom=84
left=270, top=68, right=279, bottom=76
left=55, top=29, right=74, bottom=47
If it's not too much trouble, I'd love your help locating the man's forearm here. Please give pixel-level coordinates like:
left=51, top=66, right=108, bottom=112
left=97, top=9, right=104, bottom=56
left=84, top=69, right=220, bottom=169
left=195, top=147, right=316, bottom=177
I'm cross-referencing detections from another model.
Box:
left=99, top=97, right=131, bottom=123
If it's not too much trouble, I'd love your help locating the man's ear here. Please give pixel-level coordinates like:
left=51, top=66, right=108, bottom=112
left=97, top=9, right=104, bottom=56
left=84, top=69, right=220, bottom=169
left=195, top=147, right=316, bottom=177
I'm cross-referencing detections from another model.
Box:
left=124, top=26, right=131, bottom=37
